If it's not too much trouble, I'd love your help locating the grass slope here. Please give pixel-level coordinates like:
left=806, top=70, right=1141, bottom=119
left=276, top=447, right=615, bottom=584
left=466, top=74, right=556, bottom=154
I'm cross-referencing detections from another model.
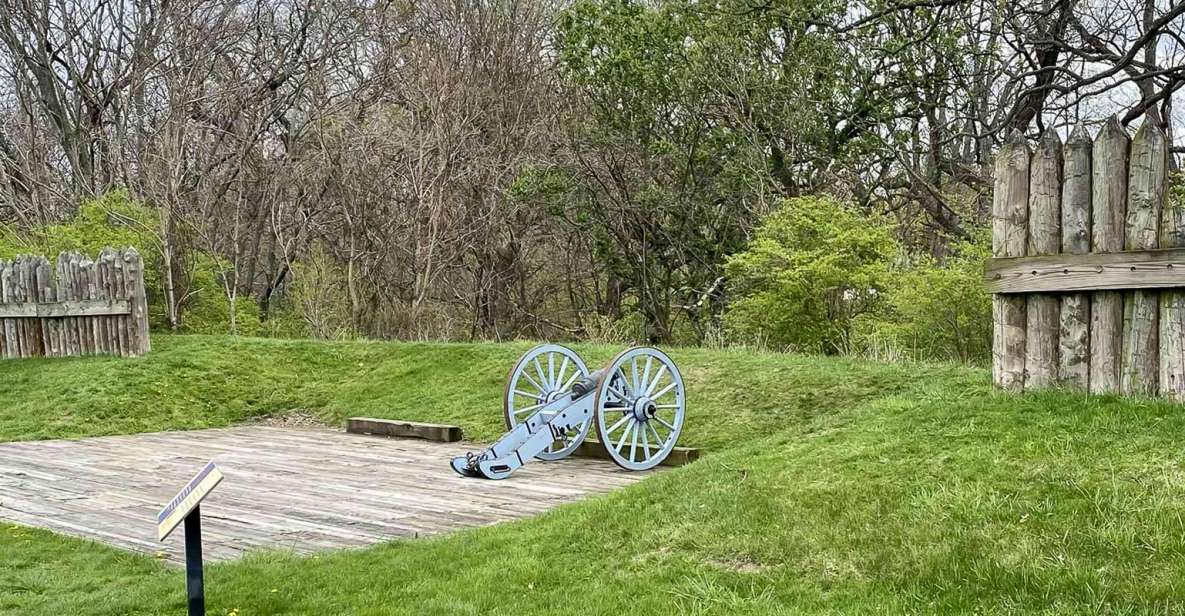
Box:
left=3, top=336, right=1185, bottom=614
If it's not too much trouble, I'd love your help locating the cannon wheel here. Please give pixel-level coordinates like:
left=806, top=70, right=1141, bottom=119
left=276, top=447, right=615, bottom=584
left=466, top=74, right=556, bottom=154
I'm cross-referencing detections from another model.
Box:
left=504, top=344, right=592, bottom=461
left=593, top=347, right=685, bottom=471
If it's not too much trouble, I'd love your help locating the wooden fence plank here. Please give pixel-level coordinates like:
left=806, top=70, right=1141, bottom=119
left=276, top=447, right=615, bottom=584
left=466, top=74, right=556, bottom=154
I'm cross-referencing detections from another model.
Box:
left=1, top=259, right=16, bottom=358
left=1026, top=129, right=1063, bottom=388
left=0, top=301, right=132, bottom=318
left=985, top=248, right=1185, bottom=293
left=1157, top=129, right=1185, bottom=399
left=1090, top=118, right=1129, bottom=394
left=992, top=130, right=1030, bottom=391
left=112, top=251, right=129, bottom=357
left=1122, top=122, right=1166, bottom=396
left=0, top=261, right=6, bottom=357
left=1059, top=123, right=1092, bottom=389
left=124, top=249, right=150, bottom=355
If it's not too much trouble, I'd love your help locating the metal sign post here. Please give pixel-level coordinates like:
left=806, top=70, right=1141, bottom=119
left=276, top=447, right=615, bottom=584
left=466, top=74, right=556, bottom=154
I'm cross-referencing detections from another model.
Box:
left=157, top=461, right=224, bottom=616
left=184, top=506, right=205, bottom=615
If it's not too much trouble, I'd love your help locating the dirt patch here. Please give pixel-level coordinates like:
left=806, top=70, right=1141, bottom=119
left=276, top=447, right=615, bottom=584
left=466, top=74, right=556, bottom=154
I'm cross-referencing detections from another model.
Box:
left=705, top=555, right=768, bottom=574
left=244, top=410, right=330, bottom=429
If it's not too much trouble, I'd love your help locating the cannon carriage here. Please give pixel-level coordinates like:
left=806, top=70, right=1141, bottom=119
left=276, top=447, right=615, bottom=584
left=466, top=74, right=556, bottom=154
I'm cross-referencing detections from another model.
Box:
left=450, top=345, right=686, bottom=479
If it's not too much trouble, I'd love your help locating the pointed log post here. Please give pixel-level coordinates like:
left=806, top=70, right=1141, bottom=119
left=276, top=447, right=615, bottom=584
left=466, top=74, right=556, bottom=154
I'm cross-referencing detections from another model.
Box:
left=35, top=257, right=52, bottom=357
left=123, top=248, right=150, bottom=355
left=1123, top=122, right=1165, bottom=396
left=3, top=259, right=19, bottom=358
left=1157, top=131, right=1185, bottom=399
left=993, top=130, right=1029, bottom=391
left=1090, top=118, right=1129, bottom=394
left=0, top=260, right=6, bottom=357
left=1059, top=123, right=1092, bottom=389
left=1026, top=129, right=1063, bottom=388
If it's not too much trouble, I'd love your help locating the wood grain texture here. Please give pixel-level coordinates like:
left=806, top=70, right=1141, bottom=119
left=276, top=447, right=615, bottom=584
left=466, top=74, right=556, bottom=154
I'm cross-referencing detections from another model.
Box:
left=347, top=417, right=464, bottom=442
left=0, top=426, right=654, bottom=564
left=984, top=248, right=1185, bottom=293
left=1122, top=123, right=1166, bottom=396
left=1025, top=129, right=1062, bottom=387
left=0, top=300, right=132, bottom=318
left=1059, top=124, right=1092, bottom=388
left=992, top=131, right=1029, bottom=391
left=1158, top=130, right=1185, bottom=399
left=1089, top=118, right=1129, bottom=394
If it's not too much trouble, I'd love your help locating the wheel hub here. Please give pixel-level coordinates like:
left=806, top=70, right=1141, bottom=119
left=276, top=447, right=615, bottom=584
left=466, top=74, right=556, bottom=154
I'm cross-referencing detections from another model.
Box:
left=631, top=396, right=657, bottom=422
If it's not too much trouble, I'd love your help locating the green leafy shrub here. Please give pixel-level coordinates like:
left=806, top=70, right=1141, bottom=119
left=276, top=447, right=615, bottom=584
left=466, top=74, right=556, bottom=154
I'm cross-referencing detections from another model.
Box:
left=723, top=196, right=897, bottom=353
left=855, top=237, right=991, bottom=364
left=0, top=190, right=272, bottom=336
left=0, top=191, right=157, bottom=261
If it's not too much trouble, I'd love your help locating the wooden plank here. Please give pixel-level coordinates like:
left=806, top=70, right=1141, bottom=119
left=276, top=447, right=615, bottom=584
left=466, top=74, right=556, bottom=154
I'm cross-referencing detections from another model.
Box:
left=0, top=299, right=133, bottom=318
left=992, top=130, right=1029, bottom=391
left=1158, top=147, right=1185, bottom=400
left=1059, top=123, right=1092, bottom=388
left=1025, top=129, right=1062, bottom=388
left=984, top=248, right=1185, bottom=293
left=1089, top=118, right=1130, bottom=393
left=0, top=426, right=653, bottom=564
left=1122, top=122, right=1166, bottom=396
left=112, top=250, right=129, bottom=357
left=124, top=248, right=151, bottom=355
left=15, top=257, right=30, bottom=356
left=346, top=417, right=463, bottom=442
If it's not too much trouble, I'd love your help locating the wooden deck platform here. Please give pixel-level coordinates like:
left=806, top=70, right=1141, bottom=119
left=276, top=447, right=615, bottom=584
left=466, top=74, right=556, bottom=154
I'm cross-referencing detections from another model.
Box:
left=0, top=426, right=652, bottom=563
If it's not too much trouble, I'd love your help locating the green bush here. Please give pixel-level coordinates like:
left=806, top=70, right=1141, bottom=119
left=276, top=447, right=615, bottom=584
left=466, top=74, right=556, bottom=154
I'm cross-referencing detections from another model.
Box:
left=723, top=196, right=897, bottom=353
left=0, top=191, right=157, bottom=261
left=0, top=190, right=277, bottom=337
left=855, top=237, right=992, bottom=364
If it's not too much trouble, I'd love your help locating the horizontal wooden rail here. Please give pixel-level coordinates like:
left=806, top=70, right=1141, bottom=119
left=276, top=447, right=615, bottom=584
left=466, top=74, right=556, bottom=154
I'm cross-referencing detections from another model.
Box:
left=0, top=299, right=132, bottom=319
left=985, top=248, right=1185, bottom=294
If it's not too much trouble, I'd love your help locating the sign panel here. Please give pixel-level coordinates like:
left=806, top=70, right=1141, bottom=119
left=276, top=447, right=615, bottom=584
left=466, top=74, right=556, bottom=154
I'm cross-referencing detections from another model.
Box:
left=157, top=461, right=223, bottom=541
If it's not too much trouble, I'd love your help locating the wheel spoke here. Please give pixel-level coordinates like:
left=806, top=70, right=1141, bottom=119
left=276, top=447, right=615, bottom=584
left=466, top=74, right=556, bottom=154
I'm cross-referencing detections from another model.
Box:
left=513, top=389, right=539, bottom=399
left=606, top=413, right=631, bottom=435
left=615, top=420, right=635, bottom=453
left=647, top=421, right=664, bottom=448
left=645, top=365, right=668, bottom=396
left=629, top=420, right=640, bottom=462
left=562, top=371, right=581, bottom=391
left=608, top=383, right=630, bottom=402
left=556, top=357, right=570, bottom=390
left=650, top=381, right=677, bottom=400
left=548, top=353, right=556, bottom=389
left=520, top=371, right=545, bottom=395
left=532, top=357, right=548, bottom=389
left=631, top=358, right=640, bottom=394
left=655, top=404, right=680, bottom=409
left=640, top=357, right=652, bottom=396
left=653, top=415, right=677, bottom=432
left=616, top=368, right=632, bottom=396
left=513, top=402, right=546, bottom=416
left=640, top=421, right=652, bottom=459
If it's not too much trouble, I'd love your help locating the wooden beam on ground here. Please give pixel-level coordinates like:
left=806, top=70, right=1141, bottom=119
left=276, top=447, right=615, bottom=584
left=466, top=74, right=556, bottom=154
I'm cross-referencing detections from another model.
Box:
left=572, top=439, right=701, bottom=468
left=346, top=417, right=463, bottom=443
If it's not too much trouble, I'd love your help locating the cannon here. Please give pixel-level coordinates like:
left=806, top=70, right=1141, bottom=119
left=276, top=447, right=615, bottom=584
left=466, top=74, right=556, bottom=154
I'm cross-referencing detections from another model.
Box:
left=450, top=345, right=686, bottom=479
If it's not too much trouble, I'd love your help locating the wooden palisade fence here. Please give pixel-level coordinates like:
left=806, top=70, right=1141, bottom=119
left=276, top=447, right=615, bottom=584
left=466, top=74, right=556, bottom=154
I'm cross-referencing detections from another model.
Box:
left=985, top=118, right=1184, bottom=399
left=0, top=248, right=150, bottom=359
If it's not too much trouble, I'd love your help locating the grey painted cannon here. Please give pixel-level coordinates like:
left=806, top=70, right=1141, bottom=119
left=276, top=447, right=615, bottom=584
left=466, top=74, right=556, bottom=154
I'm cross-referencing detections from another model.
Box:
left=450, top=345, right=686, bottom=479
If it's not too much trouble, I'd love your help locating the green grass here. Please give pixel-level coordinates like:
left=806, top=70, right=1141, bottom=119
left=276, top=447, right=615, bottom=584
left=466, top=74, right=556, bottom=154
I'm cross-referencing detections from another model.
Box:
left=4, top=336, right=1185, bottom=614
